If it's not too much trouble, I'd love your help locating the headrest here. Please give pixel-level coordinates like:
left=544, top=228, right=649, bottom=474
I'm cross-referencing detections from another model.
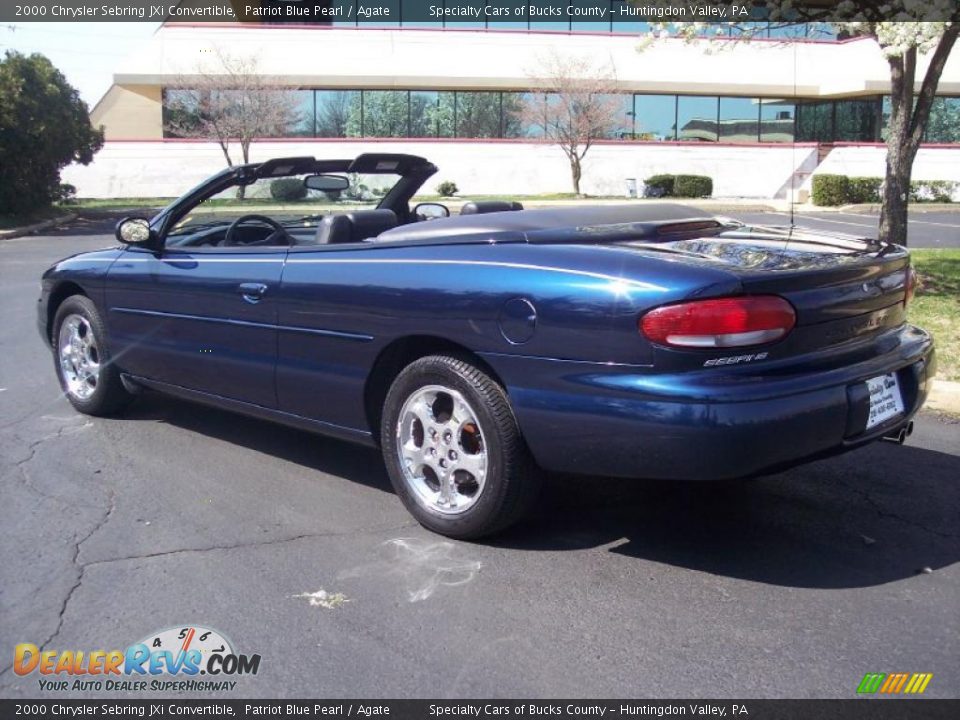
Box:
left=315, top=208, right=398, bottom=244
left=460, top=200, right=524, bottom=215
left=348, top=209, right=398, bottom=240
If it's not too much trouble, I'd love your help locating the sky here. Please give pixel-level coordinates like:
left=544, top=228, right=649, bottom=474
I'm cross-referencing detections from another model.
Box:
left=0, top=23, right=161, bottom=108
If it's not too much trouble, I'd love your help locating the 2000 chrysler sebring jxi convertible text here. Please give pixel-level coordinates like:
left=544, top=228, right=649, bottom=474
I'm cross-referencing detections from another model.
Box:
left=38, top=153, right=935, bottom=538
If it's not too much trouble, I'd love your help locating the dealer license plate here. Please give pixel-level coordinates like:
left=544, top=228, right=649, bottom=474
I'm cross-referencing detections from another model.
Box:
left=865, top=373, right=905, bottom=430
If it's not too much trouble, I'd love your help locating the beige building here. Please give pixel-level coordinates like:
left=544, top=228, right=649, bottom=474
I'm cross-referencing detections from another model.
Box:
left=72, top=17, right=960, bottom=198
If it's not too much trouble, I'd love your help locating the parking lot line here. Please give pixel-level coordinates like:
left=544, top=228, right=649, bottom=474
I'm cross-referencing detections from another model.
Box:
left=773, top=213, right=876, bottom=229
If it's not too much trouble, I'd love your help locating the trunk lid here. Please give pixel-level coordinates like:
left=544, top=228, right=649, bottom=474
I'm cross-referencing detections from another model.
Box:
left=627, top=223, right=911, bottom=356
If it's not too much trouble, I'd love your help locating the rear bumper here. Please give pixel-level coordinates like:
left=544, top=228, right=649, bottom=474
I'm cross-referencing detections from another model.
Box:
left=481, top=325, right=935, bottom=480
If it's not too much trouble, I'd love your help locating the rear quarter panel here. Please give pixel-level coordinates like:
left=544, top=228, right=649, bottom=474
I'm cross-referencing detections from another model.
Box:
left=275, top=241, right=737, bottom=432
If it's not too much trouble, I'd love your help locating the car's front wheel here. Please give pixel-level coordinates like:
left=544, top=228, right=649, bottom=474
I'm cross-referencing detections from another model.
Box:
left=52, top=295, right=131, bottom=416
left=381, top=354, right=540, bottom=539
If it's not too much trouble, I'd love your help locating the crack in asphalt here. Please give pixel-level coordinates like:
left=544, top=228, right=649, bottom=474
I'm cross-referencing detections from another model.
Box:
left=2, top=416, right=416, bottom=682
left=0, top=424, right=114, bottom=680
left=9, top=418, right=97, bottom=509
left=835, top=475, right=958, bottom=540
left=39, top=487, right=117, bottom=652
left=83, top=520, right=419, bottom=568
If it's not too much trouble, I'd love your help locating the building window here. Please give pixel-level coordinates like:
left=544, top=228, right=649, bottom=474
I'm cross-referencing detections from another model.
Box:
left=288, top=90, right=316, bottom=137
left=409, top=90, right=439, bottom=137
left=502, top=92, right=545, bottom=138
left=432, top=92, right=456, bottom=138
left=455, top=91, right=502, bottom=137
left=601, top=93, right=635, bottom=139
left=759, top=100, right=795, bottom=143
left=634, top=94, right=676, bottom=141
left=835, top=98, right=880, bottom=142
left=159, top=87, right=955, bottom=144
left=360, top=90, right=410, bottom=137
left=926, top=96, right=960, bottom=143
left=678, top=95, right=719, bottom=142
left=796, top=100, right=834, bottom=142
left=719, top=97, right=760, bottom=143
left=315, top=90, right=359, bottom=137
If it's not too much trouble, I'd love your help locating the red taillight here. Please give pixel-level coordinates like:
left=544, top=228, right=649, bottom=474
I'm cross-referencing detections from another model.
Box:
left=640, top=296, right=796, bottom=348
left=904, top=266, right=917, bottom=306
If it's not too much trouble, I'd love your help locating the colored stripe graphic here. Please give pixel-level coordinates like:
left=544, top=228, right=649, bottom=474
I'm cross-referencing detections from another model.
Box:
left=904, top=674, right=934, bottom=694
left=858, top=672, right=933, bottom=694
left=857, top=673, right=886, bottom=693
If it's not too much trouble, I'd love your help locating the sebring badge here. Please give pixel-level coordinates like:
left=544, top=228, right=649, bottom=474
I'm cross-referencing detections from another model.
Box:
left=704, top=352, right=769, bottom=367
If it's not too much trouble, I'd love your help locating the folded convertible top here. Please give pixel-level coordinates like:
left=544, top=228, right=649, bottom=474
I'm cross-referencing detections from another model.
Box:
left=378, top=203, right=721, bottom=244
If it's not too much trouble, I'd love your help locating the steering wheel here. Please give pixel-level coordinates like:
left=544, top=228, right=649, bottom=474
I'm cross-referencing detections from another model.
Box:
left=223, top=214, right=287, bottom=247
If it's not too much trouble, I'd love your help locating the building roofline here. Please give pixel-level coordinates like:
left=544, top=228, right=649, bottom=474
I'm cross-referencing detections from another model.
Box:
left=160, top=21, right=859, bottom=45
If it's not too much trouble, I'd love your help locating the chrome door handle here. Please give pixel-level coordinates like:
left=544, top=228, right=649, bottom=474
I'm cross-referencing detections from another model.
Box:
left=238, top=283, right=268, bottom=303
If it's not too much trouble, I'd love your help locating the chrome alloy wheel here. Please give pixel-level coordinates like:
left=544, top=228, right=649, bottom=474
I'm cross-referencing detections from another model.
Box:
left=396, top=385, right=488, bottom=514
left=57, top=314, right=101, bottom=401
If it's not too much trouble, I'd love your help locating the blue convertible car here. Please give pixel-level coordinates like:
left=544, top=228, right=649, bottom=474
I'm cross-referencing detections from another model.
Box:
left=39, top=153, right=935, bottom=538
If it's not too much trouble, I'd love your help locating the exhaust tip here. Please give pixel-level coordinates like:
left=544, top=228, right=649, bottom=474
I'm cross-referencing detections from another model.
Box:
left=881, top=422, right=912, bottom=445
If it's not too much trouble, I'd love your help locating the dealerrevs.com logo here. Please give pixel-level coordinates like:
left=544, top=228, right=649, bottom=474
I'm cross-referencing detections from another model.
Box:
left=13, top=626, right=260, bottom=693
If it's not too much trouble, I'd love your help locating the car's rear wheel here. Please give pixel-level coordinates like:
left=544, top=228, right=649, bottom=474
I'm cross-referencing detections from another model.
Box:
left=381, top=354, right=540, bottom=539
left=53, top=295, right=131, bottom=416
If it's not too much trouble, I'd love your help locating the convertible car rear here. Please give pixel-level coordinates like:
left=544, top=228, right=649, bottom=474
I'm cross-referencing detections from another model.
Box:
left=38, top=154, right=935, bottom=538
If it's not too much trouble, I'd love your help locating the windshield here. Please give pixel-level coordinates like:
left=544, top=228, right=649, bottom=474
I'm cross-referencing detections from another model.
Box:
left=168, top=172, right=401, bottom=236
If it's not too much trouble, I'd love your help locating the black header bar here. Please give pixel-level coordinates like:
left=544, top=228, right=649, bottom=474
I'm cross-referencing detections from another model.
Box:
left=0, top=700, right=958, bottom=720
left=2, top=1, right=959, bottom=24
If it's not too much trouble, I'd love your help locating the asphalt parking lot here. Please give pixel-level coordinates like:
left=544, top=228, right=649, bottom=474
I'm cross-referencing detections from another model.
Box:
left=1, top=219, right=958, bottom=699
left=730, top=210, right=960, bottom=248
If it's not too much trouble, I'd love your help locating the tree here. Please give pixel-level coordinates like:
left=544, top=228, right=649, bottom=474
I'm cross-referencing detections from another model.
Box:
left=164, top=48, right=303, bottom=171
left=316, top=91, right=354, bottom=137
left=520, top=52, right=626, bottom=196
left=347, top=91, right=408, bottom=137
left=0, top=51, right=103, bottom=215
left=642, top=3, right=959, bottom=245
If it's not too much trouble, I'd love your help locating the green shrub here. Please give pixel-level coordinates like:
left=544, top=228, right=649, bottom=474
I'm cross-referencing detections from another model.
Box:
left=643, top=174, right=675, bottom=197
left=54, top=183, right=77, bottom=205
left=0, top=52, right=103, bottom=215
left=270, top=178, right=307, bottom=201
left=910, top=180, right=957, bottom=203
left=811, top=174, right=850, bottom=206
left=436, top=180, right=459, bottom=197
left=673, top=174, right=713, bottom=198
left=846, top=176, right=883, bottom=204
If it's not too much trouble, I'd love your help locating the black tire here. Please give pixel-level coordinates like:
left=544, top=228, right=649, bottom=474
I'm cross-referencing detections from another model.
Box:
left=381, top=354, right=541, bottom=540
left=52, top=295, right=132, bottom=416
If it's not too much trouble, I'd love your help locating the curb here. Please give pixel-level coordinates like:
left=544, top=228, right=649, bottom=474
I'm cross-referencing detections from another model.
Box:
left=796, top=203, right=960, bottom=214
left=0, top=212, right=79, bottom=241
left=927, top=379, right=960, bottom=417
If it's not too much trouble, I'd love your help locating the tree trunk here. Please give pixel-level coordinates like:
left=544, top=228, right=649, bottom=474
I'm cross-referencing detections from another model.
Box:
left=878, top=28, right=959, bottom=246
left=570, top=157, right=582, bottom=196
left=879, top=50, right=913, bottom=246
left=234, top=141, right=251, bottom=200
left=216, top=139, right=233, bottom=168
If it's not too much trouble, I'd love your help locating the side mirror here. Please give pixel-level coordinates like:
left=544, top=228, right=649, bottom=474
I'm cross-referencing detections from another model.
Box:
left=414, top=202, right=450, bottom=221
left=304, top=174, right=350, bottom=192
left=116, top=217, right=155, bottom=246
